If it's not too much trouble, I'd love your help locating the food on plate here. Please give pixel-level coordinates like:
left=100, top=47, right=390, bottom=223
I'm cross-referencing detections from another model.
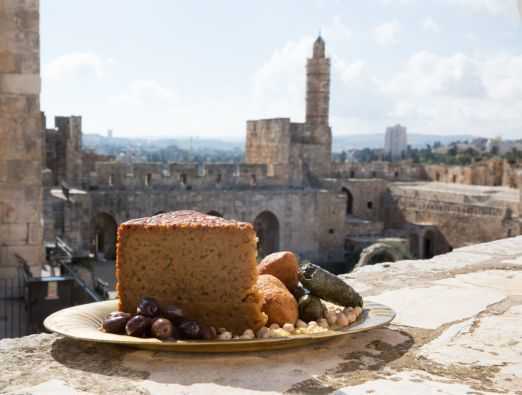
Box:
left=101, top=313, right=130, bottom=334
left=299, top=262, right=363, bottom=308
left=298, top=294, right=327, bottom=323
left=151, top=318, right=174, bottom=339
left=257, top=251, right=300, bottom=291
left=125, top=315, right=151, bottom=337
left=116, top=210, right=267, bottom=334
left=256, top=274, right=299, bottom=326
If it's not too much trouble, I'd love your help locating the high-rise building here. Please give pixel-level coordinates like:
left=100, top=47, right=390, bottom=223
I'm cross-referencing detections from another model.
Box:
left=384, top=124, right=408, bottom=161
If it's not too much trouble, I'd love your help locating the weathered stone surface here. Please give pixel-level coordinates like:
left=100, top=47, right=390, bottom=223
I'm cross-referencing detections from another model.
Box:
left=0, top=0, right=43, bottom=276
left=1, top=237, right=521, bottom=394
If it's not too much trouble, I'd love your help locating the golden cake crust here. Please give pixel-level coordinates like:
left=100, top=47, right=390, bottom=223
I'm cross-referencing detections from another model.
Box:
left=116, top=210, right=266, bottom=334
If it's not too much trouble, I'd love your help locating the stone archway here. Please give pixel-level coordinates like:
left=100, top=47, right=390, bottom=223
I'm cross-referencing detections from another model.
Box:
left=95, top=213, right=118, bottom=260
left=253, top=211, right=280, bottom=258
left=355, top=243, right=403, bottom=269
left=207, top=210, right=223, bottom=218
left=341, top=187, right=353, bottom=215
left=423, top=230, right=435, bottom=259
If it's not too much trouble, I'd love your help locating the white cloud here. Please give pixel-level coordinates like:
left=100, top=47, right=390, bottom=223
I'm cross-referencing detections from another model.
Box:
left=43, top=52, right=112, bottom=81
left=445, top=0, right=517, bottom=16
left=109, top=80, right=175, bottom=107
left=422, top=17, right=441, bottom=33
left=380, top=51, right=522, bottom=134
left=250, top=36, right=311, bottom=121
left=374, top=21, right=401, bottom=46
left=383, top=51, right=486, bottom=98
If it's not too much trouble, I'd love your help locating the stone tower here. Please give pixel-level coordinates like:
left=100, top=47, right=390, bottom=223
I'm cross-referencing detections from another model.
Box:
left=304, top=36, right=332, bottom=177
left=306, top=36, right=330, bottom=131
left=0, top=0, right=44, bottom=277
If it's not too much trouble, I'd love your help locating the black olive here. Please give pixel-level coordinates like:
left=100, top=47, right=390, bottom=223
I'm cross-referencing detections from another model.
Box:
left=102, top=314, right=130, bottom=334
left=151, top=318, right=174, bottom=340
left=137, top=297, right=161, bottom=317
left=178, top=320, right=201, bottom=339
left=125, top=315, right=151, bottom=337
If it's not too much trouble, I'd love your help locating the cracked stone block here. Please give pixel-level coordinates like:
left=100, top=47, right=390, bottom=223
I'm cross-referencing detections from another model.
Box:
left=333, top=370, right=498, bottom=395
left=369, top=283, right=505, bottom=329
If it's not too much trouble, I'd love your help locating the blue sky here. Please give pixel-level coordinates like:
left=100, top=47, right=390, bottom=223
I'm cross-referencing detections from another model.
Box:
left=41, top=0, right=522, bottom=140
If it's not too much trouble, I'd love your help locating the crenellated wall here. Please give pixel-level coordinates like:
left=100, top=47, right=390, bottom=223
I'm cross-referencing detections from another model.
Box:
left=89, top=161, right=287, bottom=190
left=332, top=159, right=521, bottom=189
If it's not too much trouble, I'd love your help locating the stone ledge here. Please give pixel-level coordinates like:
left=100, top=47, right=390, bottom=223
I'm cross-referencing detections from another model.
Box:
left=1, top=236, right=522, bottom=394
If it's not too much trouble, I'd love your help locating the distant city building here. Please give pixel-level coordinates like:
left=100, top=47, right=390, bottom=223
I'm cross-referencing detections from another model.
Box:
left=384, top=124, right=408, bottom=161
left=107, top=129, right=113, bottom=138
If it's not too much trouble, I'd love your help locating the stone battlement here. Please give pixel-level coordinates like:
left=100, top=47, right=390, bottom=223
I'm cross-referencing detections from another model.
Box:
left=333, top=159, right=522, bottom=188
left=87, top=161, right=290, bottom=190
left=2, top=236, right=522, bottom=393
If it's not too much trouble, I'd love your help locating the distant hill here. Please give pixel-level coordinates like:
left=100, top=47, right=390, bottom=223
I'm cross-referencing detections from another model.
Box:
left=83, top=132, right=479, bottom=154
left=333, top=133, right=478, bottom=151
left=82, top=134, right=244, bottom=152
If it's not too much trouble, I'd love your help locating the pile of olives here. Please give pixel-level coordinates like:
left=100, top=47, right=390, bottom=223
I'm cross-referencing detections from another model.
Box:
left=101, top=297, right=217, bottom=341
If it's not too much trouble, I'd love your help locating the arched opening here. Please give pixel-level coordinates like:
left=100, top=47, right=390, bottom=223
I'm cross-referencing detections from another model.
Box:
left=452, top=175, right=457, bottom=183
left=409, top=233, right=420, bottom=258
left=341, top=187, right=353, bottom=215
left=216, top=174, right=222, bottom=185
left=253, top=211, right=280, bottom=258
left=207, top=210, right=223, bottom=218
left=366, top=250, right=396, bottom=265
left=145, top=173, right=152, bottom=186
left=423, top=231, right=435, bottom=259
left=95, top=213, right=118, bottom=260
left=250, top=174, right=257, bottom=186
left=435, top=172, right=441, bottom=181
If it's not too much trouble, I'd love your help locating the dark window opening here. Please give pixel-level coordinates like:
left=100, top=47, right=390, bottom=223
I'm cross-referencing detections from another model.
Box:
left=367, top=201, right=373, bottom=209
left=145, top=173, right=152, bottom=186
left=350, top=170, right=355, bottom=178
left=341, top=187, right=353, bottom=215
left=250, top=174, right=257, bottom=186
left=328, top=229, right=335, bottom=234
left=394, top=171, right=399, bottom=178
left=452, top=175, right=457, bottom=183
left=216, top=174, right=222, bottom=184
left=371, top=171, right=377, bottom=178
left=180, top=173, right=187, bottom=185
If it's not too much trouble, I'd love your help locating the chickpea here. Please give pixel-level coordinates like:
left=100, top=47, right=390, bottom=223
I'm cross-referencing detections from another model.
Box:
left=318, top=318, right=329, bottom=329
left=325, top=310, right=337, bottom=326
left=217, top=331, right=232, bottom=340
left=282, top=323, right=295, bottom=333
left=269, top=323, right=280, bottom=330
left=256, top=327, right=270, bottom=339
left=296, top=319, right=308, bottom=329
left=240, top=329, right=255, bottom=340
left=336, top=313, right=349, bottom=327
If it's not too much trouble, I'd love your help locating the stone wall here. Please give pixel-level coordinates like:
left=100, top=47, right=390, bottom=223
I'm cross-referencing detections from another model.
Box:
left=386, top=182, right=520, bottom=251
left=68, top=189, right=346, bottom=264
left=333, top=159, right=521, bottom=189
left=89, top=161, right=287, bottom=190
left=0, top=0, right=43, bottom=277
left=44, top=115, right=82, bottom=186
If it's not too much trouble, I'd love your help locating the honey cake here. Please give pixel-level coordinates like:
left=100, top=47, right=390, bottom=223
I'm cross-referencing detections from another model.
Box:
left=116, top=210, right=267, bottom=334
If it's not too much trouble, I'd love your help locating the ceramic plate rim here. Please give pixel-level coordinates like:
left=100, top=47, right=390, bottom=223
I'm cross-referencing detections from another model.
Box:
left=44, top=299, right=395, bottom=352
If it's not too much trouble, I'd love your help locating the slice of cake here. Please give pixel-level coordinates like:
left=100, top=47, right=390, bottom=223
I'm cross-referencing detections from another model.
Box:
left=116, top=210, right=267, bottom=334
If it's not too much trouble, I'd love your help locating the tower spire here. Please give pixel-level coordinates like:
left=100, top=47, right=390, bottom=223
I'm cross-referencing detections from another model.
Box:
left=306, top=36, right=330, bottom=126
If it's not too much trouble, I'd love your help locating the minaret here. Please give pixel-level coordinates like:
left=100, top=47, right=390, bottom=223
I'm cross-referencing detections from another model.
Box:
left=306, top=36, right=331, bottom=128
